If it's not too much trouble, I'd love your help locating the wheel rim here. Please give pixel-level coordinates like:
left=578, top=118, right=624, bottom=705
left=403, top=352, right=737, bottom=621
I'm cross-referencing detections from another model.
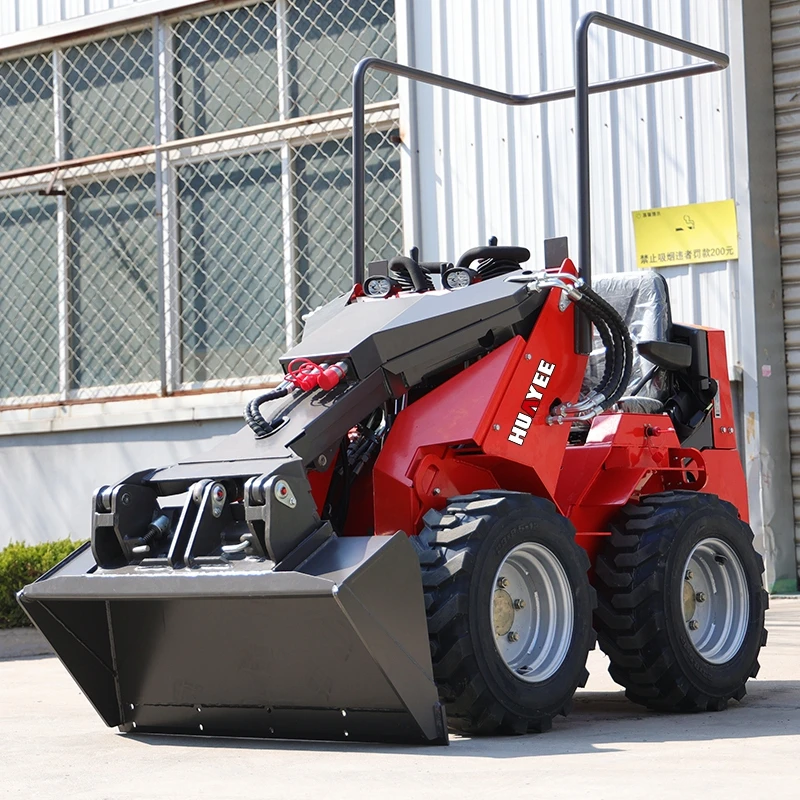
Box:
left=490, top=542, right=574, bottom=682
left=682, top=537, right=749, bottom=664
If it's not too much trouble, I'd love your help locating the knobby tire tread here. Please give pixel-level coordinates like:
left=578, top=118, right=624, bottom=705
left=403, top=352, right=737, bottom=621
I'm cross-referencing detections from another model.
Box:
left=413, top=491, right=596, bottom=735
left=593, top=490, right=768, bottom=712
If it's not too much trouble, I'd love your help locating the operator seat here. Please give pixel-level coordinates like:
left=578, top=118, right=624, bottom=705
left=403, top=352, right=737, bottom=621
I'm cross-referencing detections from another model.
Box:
left=585, top=270, right=673, bottom=411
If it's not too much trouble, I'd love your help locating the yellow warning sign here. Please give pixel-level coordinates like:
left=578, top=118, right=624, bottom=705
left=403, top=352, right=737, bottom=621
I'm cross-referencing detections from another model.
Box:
left=632, top=199, right=738, bottom=269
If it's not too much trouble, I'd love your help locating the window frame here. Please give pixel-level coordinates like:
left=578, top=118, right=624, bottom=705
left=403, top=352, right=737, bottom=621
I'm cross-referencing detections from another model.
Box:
left=0, top=0, right=401, bottom=408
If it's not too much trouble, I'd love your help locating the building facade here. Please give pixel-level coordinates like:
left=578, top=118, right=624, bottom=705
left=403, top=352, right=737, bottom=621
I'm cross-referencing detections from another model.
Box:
left=0, top=0, right=796, bottom=592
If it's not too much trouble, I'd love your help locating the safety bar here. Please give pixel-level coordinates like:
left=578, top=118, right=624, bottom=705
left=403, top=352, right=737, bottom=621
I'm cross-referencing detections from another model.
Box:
left=351, top=11, right=728, bottom=317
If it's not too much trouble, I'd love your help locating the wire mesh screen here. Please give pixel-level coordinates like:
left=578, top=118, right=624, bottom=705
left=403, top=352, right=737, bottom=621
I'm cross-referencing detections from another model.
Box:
left=68, top=171, right=161, bottom=391
left=0, top=54, right=53, bottom=172
left=294, top=130, right=401, bottom=316
left=284, top=0, right=397, bottom=116
left=173, top=3, right=280, bottom=138
left=177, top=150, right=286, bottom=384
left=0, top=0, right=402, bottom=406
left=0, top=192, right=59, bottom=397
left=63, top=31, right=155, bottom=160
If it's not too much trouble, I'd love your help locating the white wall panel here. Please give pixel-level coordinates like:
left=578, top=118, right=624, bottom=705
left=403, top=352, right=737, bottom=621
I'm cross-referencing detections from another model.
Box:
left=0, top=417, right=240, bottom=548
left=1, top=0, right=139, bottom=36
left=0, top=0, right=196, bottom=40
left=406, top=0, right=739, bottom=367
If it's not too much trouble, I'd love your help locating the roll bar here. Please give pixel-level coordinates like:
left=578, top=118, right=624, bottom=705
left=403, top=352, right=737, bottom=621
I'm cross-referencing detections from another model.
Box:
left=351, top=12, right=728, bottom=347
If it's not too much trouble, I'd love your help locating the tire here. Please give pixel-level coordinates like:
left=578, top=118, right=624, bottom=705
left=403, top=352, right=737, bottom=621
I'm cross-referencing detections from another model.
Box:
left=412, top=491, right=596, bottom=735
left=594, top=490, right=768, bottom=712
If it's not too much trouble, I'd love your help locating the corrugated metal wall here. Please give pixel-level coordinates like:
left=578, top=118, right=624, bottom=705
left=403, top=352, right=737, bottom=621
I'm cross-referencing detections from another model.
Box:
left=0, top=1, right=214, bottom=39
left=0, top=1, right=140, bottom=35
left=771, top=0, right=800, bottom=583
left=407, top=0, right=738, bottom=367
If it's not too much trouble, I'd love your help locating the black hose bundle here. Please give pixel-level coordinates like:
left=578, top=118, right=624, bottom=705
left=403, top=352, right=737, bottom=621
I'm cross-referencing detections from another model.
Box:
left=573, top=285, right=634, bottom=410
left=244, top=385, right=290, bottom=438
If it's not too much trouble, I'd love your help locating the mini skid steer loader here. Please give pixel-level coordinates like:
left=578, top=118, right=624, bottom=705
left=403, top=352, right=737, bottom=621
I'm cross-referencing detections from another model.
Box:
left=19, top=13, right=768, bottom=745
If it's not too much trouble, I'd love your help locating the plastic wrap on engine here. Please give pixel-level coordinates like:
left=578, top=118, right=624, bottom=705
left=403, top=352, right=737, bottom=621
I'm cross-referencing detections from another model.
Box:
left=583, top=270, right=672, bottom=401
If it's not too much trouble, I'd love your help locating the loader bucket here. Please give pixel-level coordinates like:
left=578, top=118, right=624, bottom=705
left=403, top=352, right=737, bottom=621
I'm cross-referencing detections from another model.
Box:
left=18, top=532, right=448, bottom=745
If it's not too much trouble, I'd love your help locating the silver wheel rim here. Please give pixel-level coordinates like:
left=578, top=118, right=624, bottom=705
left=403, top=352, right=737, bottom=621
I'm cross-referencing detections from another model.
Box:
left=491, top=542, right=574, bottom=683
left=682, top=537, right=749, bottom=664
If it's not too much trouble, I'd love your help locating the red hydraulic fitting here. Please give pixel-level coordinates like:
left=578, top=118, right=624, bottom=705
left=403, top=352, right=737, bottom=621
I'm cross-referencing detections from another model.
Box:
left=318, top=361, right=348, bottom=391
left=294, top=371, right=319, bottom=391
left=286, top=358, right=323, bottom=390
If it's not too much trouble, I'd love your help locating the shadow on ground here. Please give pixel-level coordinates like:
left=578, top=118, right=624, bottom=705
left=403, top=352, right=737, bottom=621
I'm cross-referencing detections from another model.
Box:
left=126, top=679, right=800, bottom=759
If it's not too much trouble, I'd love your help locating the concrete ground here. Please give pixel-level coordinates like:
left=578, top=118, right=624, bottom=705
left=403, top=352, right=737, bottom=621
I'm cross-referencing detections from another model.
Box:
left=1, top=599, right=798, bottom=800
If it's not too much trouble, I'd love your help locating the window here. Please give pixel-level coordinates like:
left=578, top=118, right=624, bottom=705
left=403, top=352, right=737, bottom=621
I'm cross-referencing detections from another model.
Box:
left=0, top=0, right=401, bottom=405
left=0, top=54, right=53, bottom=171
left=68, top=173, right=160, bottom=389
left=63, top=31, right=154, bottom=158
left=0, top=193, right=59, bottom=397
left=177, top=151, right=285, bottom=383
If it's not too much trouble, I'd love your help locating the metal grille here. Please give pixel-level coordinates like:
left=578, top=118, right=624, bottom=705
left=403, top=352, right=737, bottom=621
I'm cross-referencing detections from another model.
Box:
left=0, top=192, right=59, bottom=397
left=173, top=3, right=280, bottom=138
left=68, top=171, right=161, bottom=391
left=0, top=0, right=401, bottom=406
left=63, top=30, right=155, bottom=159
left=176, top=150, right=286, bottom=383
left=0, top=53, right=52, bottom=171
left=284, top=0, right=396, bottom=116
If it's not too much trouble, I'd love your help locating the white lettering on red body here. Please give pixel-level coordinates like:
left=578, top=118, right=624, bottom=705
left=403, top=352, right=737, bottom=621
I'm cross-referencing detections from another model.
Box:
left=506, top=359, right=557, bottom=446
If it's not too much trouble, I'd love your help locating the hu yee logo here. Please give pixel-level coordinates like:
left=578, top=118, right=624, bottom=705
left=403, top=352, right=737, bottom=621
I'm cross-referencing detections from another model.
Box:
left=507, top=359, right=556, bottom=446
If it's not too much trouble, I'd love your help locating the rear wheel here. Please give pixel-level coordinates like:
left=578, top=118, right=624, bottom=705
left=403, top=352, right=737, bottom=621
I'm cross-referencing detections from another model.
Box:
left=413, top=491, right=596, bottom=734
left=594, top=491, right=768, bottom=711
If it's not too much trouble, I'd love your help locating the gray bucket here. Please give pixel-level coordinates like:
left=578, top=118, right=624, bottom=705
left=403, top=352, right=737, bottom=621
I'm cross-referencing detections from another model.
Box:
left=18, top=533, right=447, bottom=745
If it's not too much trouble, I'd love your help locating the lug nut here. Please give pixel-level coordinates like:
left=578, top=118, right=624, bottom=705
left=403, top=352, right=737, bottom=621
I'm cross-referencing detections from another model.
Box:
left=688, top=619, right=699, bottom=631
left=513, top=599, right=526, bottom=610
left=685, top=569, right=693, bottom=581
left=695, top=591, right=706, bottom=603
left=497, top=577, right=509, bottom=589
left=507, top=631, right=519, bottom=642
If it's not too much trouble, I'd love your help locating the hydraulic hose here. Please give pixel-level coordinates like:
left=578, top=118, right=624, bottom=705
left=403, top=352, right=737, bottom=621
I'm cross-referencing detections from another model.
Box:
left=588, top=287, right=634, bottom=406
left=588, top=293, right=633, bottom=408
left=573, top=286, right=633, bottom=409
left=578, top=294, right=624, bottom=401
left=507, top=270, right=632, bottom=416
left=244, top=384, right=290, bottom=438
left=585, top=301, right=617, bottom=398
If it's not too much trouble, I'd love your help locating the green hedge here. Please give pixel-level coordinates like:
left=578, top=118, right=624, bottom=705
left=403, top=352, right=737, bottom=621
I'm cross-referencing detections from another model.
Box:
left=0, top=539, right=84, bottom=629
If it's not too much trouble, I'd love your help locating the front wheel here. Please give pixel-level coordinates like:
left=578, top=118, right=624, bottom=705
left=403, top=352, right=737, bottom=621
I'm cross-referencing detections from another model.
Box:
left=413, top=491, right=596, bottom=734
left=594, top=491, right=768, bottom=711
